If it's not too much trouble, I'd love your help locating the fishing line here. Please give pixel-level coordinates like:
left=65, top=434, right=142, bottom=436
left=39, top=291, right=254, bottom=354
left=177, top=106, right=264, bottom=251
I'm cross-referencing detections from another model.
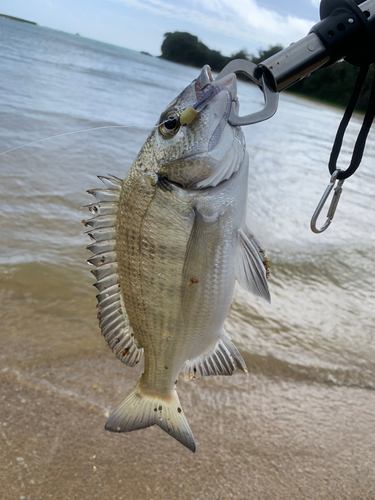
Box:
left=0, top=123, right=159, bottom=157
left=0, top=111, right=198, bottom=157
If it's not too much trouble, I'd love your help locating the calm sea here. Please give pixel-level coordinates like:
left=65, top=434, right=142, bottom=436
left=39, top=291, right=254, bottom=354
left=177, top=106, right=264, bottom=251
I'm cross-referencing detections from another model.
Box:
left=1, top=17, right=375, bottom=390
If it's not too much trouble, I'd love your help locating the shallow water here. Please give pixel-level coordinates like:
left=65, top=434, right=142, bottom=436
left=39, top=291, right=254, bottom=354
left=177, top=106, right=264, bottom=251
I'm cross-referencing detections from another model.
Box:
left=1, top=16, right=375, bottom=393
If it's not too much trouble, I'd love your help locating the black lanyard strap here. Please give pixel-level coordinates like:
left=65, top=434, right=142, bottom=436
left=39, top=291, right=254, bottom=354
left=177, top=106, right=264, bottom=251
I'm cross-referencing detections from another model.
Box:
left=329, top=65, right=375, bottom=180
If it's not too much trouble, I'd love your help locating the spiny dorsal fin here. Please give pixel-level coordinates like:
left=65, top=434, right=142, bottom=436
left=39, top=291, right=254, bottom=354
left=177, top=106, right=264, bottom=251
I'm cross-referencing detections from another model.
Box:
left=183, top=330, right=248, bottom=380
left=84, top=175, right=143, bottom=367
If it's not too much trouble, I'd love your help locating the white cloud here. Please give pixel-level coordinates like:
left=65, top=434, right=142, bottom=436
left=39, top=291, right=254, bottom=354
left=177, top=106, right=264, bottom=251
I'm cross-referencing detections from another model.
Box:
left=310, top=0, right=321, bottom=7
left=109, top=0, right=315, bottom=48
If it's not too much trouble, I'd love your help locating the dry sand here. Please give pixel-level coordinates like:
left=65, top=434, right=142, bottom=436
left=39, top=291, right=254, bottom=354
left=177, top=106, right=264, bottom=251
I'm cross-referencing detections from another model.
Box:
left=1, top=345, right=374, bottom=500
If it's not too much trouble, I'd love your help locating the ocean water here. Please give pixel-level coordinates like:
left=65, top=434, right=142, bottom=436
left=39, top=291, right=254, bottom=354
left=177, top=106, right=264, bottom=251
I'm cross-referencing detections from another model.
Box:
left=1, top=17, right=375, bottom=391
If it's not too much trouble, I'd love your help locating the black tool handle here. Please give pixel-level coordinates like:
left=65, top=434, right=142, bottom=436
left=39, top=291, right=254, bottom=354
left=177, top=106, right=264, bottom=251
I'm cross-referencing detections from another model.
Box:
left=256, top=0, right=375, bottom=92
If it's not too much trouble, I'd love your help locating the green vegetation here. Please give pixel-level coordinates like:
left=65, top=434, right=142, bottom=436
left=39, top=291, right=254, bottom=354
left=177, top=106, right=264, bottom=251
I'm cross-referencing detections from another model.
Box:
left=161, top=32, right=250, bottom=72
left=291, top=62, right=372, bottom=111
left=161, top=32, right=372, bottom=111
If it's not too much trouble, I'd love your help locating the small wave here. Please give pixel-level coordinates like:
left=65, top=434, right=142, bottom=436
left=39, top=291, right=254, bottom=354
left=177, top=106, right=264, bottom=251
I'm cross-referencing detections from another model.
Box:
left=241, top=351, right=375, bottom=390
left=0, top=260, right=93, bottom=300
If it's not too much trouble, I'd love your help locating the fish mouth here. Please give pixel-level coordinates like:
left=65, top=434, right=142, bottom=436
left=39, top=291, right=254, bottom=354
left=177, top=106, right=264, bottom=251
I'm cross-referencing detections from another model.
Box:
left=196, top=64, right=213, bottom=91
left=181, top=66, right=239, bottom=158
left=189, top=67, right=239, bottom=161
left=195, top=64, right=238, bottom=105
left=211, top=72, right=238, bottom=104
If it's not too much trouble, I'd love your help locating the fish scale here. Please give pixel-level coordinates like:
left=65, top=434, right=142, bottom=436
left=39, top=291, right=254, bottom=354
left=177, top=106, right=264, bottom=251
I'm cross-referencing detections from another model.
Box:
left=118, top=171, right=154, bottom=336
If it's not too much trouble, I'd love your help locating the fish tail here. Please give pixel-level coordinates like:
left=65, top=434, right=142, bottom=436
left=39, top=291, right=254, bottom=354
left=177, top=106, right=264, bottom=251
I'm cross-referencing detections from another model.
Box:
left=105, top=379, right=196, bottom=453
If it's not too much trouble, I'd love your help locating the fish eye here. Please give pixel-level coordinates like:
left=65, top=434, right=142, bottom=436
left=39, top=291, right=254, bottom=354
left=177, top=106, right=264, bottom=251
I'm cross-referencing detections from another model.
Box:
left=164, top=117, right=178, bottom=130
left=158, top=109, right=180, bottom=138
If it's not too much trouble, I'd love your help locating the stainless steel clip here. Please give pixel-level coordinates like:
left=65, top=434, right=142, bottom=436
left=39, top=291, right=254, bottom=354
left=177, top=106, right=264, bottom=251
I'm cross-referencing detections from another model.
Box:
left=310, top=169, right=345, bottom=234
left=215, top=59, right=279, bottom=126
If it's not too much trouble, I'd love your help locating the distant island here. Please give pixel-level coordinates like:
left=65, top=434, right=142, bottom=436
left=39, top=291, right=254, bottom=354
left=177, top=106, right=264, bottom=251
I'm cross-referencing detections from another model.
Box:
left=160, top=32, right=371, bottom=111
left=160, top=31, right=257, bottom=73
left=0, top=13, right=37, bottom=25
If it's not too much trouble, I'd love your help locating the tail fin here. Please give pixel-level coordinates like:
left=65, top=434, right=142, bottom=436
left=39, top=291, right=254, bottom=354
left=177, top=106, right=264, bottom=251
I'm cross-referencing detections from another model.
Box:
left=105, top=380, right=196, bottom=453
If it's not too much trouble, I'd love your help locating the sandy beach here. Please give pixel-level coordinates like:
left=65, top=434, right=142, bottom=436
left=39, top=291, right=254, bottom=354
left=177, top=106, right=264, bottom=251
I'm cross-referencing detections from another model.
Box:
left=1, top=339, right=374, bottom=500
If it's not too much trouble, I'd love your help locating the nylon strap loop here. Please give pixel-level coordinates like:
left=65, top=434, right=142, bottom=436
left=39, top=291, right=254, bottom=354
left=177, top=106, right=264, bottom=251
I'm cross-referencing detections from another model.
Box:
left=329, top=65, right=375, bottom=180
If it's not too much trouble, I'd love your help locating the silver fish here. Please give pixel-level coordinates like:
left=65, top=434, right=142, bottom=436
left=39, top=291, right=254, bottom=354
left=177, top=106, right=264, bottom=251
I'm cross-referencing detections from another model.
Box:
left=84, top=65, right=270, bottom=453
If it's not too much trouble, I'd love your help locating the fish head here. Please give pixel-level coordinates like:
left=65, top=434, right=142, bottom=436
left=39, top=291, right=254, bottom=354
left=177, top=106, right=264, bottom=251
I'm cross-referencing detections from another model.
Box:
left=152, top=65, right=246, bottom=189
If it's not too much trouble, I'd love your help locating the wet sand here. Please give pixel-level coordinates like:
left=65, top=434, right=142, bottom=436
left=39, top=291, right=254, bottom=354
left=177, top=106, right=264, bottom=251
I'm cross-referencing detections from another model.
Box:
left=1, top=345, right=374, bottom=500
left=1, top=254, right=374, bottom=499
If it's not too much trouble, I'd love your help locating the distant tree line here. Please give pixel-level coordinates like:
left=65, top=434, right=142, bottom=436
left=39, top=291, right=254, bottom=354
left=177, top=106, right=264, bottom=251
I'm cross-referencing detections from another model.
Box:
left=161, top=32, right=371, bottom=111
left=161, top=31, right=249, bottom=72
left=291, top=62, right=372, bottom=111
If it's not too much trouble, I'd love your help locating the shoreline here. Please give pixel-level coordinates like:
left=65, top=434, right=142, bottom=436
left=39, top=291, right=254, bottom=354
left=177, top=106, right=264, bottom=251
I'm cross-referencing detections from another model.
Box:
left=0, top=13, right=37, bottom=25
left=285, top=89, right=366, bottom=114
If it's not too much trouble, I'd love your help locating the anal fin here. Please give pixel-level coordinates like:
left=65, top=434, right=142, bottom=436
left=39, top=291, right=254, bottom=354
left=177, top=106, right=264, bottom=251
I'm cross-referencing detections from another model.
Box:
left=183, top=330, right=248, bottom=379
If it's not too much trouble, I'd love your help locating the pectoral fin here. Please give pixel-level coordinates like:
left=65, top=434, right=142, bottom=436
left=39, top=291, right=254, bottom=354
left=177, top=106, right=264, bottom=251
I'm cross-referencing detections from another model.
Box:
left=235, top=226, right=270, bottom=303
left=182, top=208, right=221, bottom=318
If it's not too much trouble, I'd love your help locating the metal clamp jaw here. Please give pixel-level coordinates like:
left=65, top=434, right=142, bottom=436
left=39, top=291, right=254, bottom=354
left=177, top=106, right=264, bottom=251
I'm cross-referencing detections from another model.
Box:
left=214, top=59, right=279, bottom=126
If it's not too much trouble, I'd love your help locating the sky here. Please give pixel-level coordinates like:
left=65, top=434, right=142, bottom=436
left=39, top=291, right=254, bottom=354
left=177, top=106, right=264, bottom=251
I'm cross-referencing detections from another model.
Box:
left=0, top=0, right=322, bottom=57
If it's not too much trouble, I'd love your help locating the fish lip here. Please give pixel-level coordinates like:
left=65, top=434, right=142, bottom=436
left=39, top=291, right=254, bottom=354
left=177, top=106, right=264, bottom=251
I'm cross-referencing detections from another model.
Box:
left=211, top=72, right=238, bottom=101
left=196, top=65, right=214, bottom=91
left=196, top=65, right=237, bottom=97
left=195, top=70, right=238, bottom=109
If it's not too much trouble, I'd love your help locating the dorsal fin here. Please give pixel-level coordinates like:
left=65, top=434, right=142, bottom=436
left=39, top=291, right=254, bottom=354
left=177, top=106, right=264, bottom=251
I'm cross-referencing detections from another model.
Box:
left=84, top=175, right=143, bottom=367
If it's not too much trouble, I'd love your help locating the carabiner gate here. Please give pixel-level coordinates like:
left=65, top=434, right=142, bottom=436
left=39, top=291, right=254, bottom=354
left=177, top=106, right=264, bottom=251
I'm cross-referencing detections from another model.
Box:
left=310, top=169, right=345, bottom=234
